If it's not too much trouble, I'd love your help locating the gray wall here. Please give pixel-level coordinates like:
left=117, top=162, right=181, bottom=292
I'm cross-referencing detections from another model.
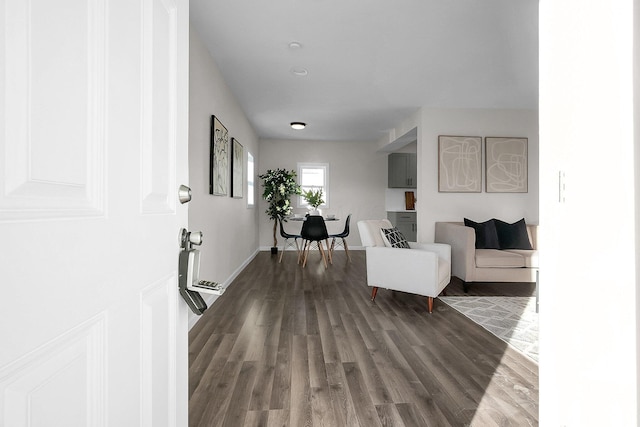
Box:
left=380, top=108, right=539, bottom=242
left=258, top=139, right=387, bottom=249
left=188, top=27, right=260, bottom=325
left=259, top=108, right=539, bottom=248
left=419, top=108, right=539, bottom=241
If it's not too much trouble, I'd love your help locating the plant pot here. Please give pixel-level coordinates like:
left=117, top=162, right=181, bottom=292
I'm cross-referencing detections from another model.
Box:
left=270, top=247, right=278, bottom=255
left=309, top=208, right=322, bottom=216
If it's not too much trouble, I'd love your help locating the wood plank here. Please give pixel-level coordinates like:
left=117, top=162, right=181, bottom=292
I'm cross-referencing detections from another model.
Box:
left=244, top=410, right=268, bottom=427
left=292, top=291, right=307, bottom=336
left=342, top=362, right=384, bottom=427
left=307, top=334, right=339, bottom=426
left=189, top=332, right=225, bottom=397
left=261, top=298, right=285, bottom=367
left=304, top=289, right=320, bottom=335
left=248, top=363, right=275, bottom=411
left=227, top=298, right=264, bottom=361
left=472, top=373, right=538, bottom=425
left=269, top=333, right=292, bottom=410
left=188, top=252, right=538, bottom=426
left=375, top=404, right=406, bottom=427
left=325, top=362, right=359, bottom=426
left=307, top=335, right=327, bottom=389
left=189, top=334, right=238, bottom=424
left=367, top=331, right=419, bottom=404
left=290, top=335, right=312, bottom=426
left=191, top=360, right=242, bottom=427
left=326, top=304, right=356, bottom=363
left=266, top=409, right=289, bottom=427
left=313, top=298, right=341, bottom=364
left=341, top=312, right=392, bottom=405
left=342, top=278, right=384, bottom=332
left=385, top=329, right=468, bottom=426
left=222, top=361, right=258, bottom=427
left=395, top=402, right=434, bottom=427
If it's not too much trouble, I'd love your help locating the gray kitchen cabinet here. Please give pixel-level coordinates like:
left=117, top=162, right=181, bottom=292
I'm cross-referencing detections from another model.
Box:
left=388, top=153, right=417, bottom=188
left=387, top=211, right=417, bottom=242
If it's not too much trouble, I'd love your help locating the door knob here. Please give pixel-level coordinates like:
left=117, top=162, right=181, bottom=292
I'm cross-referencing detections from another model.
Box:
left=178, top=185, right=192, bottom=204
left=179, top=228, right=203, bottom=250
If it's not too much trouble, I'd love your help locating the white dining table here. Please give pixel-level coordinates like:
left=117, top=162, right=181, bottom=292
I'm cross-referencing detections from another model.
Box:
left=288, top=216, right=339, bottom=221
left=284, top=215, right=342, bottom=237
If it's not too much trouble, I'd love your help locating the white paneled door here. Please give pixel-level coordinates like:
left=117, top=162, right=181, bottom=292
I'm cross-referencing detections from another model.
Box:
left=0, top=0, right=190, bottom=425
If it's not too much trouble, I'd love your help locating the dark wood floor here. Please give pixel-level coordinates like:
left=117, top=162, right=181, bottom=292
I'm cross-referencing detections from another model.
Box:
left=188, top=250, right=538, bottom=427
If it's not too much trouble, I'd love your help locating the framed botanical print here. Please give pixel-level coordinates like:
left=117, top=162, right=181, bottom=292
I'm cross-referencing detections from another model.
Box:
left=210, top=115, right=229, bottom=196
left=231, top=138, right=243, bottom=198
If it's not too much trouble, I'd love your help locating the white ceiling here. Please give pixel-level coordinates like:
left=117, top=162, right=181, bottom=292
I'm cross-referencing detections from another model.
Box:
left=190, top=0, right=538, bottom=142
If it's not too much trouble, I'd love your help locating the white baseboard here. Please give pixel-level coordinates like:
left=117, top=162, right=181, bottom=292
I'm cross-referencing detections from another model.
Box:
left=258, top=246, right=364, bottom=251
left=188, top=248, right=260, bottom=330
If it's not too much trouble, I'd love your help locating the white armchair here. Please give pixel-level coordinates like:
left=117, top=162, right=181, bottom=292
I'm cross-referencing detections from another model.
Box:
left=357, top=219, right=451, bottom=313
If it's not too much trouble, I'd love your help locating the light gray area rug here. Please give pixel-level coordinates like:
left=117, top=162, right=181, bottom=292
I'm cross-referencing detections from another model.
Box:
left=440, top=296, right=538, bottom=363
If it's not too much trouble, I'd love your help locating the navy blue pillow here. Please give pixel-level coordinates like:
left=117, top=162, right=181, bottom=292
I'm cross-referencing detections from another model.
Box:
left=494, top=218, right=533, bottom=249
left=464, top=218, right=500, bottom=249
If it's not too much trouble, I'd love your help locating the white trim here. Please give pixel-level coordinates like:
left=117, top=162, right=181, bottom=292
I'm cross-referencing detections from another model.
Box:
left=246, top=151, right=255, bottom=208
left=188, top=248, right=260, bottom=330
left=297, top=162, right=330, bottom=208
left=258, top=246, right=364, bottom=252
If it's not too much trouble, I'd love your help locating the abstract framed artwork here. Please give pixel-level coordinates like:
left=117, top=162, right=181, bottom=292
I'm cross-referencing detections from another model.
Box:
left=210, top=115, right=229, bottom=196
left=231, top=138, right=243, bottom=198
left=438, top=135, right=482, bottom=192
left=485, top=137, right=528, bottom=193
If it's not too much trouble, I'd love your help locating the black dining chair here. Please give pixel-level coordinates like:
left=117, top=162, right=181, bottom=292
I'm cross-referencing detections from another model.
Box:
left=329, top=213, right=352, bottom=262
left=278, top=218, right=301, bottom=263
left=300, top=215, right=331, bottom=268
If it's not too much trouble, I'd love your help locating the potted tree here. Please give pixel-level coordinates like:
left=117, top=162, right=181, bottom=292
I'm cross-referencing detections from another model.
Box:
left=302, top=188, right=324, bottom=216
left=259, top=169, right=301, bottom=254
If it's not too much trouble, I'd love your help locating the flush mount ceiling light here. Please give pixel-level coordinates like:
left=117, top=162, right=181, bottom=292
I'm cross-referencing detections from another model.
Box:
left=288, top=41, right=303, bottom=49
left=290, top=122, right=306, bottom=130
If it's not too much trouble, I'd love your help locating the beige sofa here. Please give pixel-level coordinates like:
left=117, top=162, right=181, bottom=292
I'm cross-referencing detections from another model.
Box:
left=434, top=221, right=538, bottom=292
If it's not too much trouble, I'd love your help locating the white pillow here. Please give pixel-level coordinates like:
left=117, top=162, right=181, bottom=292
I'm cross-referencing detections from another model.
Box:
left=364, top=219, right=393, bottom=247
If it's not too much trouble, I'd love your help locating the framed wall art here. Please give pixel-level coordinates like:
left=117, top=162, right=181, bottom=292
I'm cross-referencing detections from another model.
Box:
left=210, top=115, right=229, bottom=196
left=231, top=138, right=243, bottom=198
left=485, top=137, right=528, bottom=193
left=438, top=135, right=482, bottom=192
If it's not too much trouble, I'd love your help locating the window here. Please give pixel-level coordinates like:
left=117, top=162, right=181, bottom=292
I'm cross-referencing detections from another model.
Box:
left=297, top=163, right=329, bottom=208
left=247, top=152, right=255, bottom=207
